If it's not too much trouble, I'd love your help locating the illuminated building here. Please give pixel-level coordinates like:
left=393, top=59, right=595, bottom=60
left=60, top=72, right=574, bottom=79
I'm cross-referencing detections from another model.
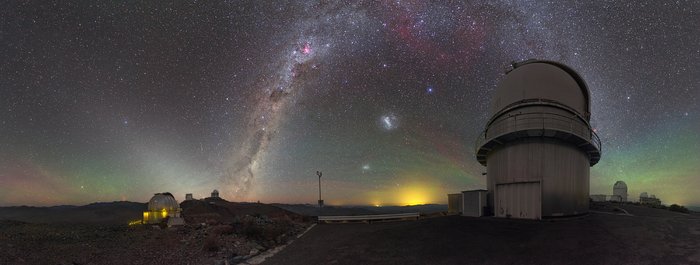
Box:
left=142, top=192, right=184, bottom=226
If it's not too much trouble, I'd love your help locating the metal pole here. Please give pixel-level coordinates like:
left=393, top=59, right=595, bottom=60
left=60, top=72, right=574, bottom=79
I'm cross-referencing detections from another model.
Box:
left=316, top=171, right=323, bottom=222
left=318, top=174, right=321, bottom=202
left=317, top=171, right=322, bottom=203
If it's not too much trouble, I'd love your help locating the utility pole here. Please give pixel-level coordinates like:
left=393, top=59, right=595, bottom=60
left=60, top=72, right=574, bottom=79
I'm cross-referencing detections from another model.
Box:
left=317, top=171, right=323, bottom=220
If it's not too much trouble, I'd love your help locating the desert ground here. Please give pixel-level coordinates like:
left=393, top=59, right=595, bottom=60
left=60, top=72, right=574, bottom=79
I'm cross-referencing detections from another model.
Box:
left=0, top=200, right=312, bottom=265
left=1, top=202, right=698, bottom=265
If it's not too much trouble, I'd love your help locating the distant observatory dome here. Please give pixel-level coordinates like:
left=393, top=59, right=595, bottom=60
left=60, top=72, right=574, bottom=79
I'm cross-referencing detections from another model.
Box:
left=613, top=181, right=627, bottom=189
left=148, top=192, right=179, bottom=212
left=211, top=189, right=220, bottom=198
left=613, top=181, right=628, bottom=202
left=143, top=192, right=183, bottom=226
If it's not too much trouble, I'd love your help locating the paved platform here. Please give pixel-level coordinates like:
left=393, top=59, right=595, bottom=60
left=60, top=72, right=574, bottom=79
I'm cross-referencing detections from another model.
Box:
left=263, top=205, right=700, bottom=265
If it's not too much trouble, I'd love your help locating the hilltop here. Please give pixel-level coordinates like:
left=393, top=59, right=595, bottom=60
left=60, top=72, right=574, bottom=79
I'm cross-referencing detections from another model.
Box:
left=0, top=201, right=145, bottom=224
left=0, top=199, right=312, bottom=265
left=264, top=203, right=700, bottom=265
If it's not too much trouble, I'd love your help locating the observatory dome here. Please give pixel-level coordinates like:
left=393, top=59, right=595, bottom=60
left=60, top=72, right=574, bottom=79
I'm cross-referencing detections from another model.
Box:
left=475, top=59, right=601, bottom=219
left=613, top=181, right=627, bottom=190
left=490, top=60, right=590, bottom=119
left=613, top=181, right=628, bottom=202
left=148, top=192, right=179, bottom=212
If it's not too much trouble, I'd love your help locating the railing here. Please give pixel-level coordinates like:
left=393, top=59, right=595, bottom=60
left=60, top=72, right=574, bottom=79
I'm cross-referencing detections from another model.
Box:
left=318, top=213, right=420, bottom=223
left=475, top=112, right=601, bottom=154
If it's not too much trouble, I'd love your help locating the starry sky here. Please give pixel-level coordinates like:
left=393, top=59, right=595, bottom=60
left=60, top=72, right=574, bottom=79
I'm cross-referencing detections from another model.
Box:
left=1, top=1, right=699, bottom=207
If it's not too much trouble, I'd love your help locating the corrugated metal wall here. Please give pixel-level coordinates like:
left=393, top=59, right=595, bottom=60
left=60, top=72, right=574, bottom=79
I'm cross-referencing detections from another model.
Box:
left=462, top=190, right=487, bottom=217
left=495, top=182, right=541, bottom=219
left=447, top=193, right=462, bottom=214
left=487, top=138, right=589, bottom=217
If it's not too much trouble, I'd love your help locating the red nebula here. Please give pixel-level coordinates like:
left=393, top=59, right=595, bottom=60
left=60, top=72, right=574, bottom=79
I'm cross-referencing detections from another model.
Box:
left=302, top=42, right=312, bottom=54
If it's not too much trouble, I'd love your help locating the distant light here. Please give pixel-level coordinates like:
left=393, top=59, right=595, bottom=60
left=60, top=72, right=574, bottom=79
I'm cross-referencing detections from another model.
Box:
left=380, top=114, right=398, bottom=130
left=426, top=86, right=434, bottom=94
left=362, top=164, right=370, bottom=170
left=383, top=117, right=391, bottom=127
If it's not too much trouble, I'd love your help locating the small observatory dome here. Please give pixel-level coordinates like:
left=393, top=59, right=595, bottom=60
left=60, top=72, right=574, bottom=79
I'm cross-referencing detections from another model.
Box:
left=613, top=181, right=628, bottom=202
left=148, top=192, right=179, bottom=212
left=143, top=192, right=183, bottom=226
left=211, top=189, right=220, bottom=198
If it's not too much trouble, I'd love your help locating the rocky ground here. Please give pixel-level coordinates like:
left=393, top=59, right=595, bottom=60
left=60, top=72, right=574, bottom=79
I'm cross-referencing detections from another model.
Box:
left=0, top=214, right=311, bottom=265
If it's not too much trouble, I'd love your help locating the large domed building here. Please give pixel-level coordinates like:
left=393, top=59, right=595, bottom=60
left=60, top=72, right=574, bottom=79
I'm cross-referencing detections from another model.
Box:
left=475, top=60, right=601, bottom=219
left=143, top=192, right=184, bottom=226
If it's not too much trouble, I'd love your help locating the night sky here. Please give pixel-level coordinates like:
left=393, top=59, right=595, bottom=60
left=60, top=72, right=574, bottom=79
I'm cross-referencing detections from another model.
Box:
left=1, top=1, right=699, bottom=207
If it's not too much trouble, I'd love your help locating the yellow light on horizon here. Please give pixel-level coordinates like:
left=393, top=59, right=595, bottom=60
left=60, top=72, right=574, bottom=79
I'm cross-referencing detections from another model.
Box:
left=363, top=178, right=443, bottom=206
left=397, top=183, right=435, bottom=206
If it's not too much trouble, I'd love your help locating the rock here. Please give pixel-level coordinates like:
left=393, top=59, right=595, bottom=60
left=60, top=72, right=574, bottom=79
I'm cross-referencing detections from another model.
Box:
left=249, top=248, right=259, bottom=256
left=228, top=255, right=245, bottom=264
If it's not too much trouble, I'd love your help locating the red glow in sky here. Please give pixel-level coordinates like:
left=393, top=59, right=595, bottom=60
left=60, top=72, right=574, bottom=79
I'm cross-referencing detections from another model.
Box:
left=302, top=42, right=312, bottom=54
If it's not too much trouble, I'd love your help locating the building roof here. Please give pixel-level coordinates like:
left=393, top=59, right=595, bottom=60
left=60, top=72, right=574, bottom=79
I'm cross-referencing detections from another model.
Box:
left=491, top=59, right=591, bottom=121
left=613, top=181, right=628, bottom=189
left=148, top=192, right=179, bottom=211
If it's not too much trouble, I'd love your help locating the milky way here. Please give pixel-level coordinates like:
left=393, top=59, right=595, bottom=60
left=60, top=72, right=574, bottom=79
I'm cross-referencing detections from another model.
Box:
left=1, top=1, right=699, bottom=206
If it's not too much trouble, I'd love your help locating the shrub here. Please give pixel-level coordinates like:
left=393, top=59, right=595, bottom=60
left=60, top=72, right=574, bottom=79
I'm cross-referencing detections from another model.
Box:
left=212, top=224, right=234, bottom=235
left=240, top=218, right=263, bottom=238
left=262, top=224, right=285, bottom=242
left=669, top=204, right=689, bottom=213
left=203, top=234, right=220, bottom=252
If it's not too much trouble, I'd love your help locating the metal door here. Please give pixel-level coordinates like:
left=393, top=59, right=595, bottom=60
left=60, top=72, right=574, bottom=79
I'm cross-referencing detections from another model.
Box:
left=495, top=182, right=541, bottom=220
